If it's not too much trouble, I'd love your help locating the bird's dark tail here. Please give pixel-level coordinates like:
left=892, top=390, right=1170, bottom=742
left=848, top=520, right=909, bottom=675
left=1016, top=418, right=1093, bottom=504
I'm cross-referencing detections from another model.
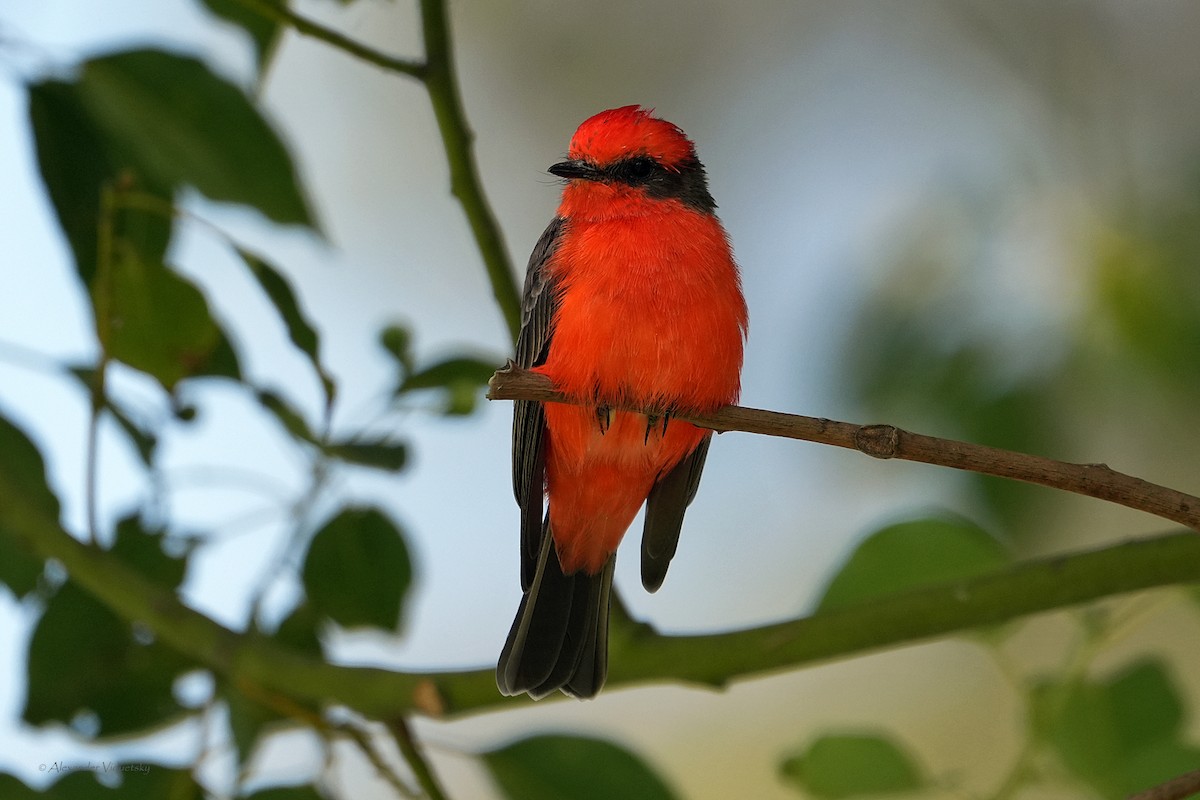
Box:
left=497, top=521, right=613, bottom=699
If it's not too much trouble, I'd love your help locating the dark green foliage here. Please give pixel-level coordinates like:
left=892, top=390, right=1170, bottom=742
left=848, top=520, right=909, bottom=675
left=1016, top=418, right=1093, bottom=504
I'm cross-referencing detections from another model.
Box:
left=24, top=583, right=192, bottom=736
left=0, top=415, right=57, bottom=598
left=779, top=733, right=925, bottom=798
left=238, top=248, right=336, bottom=406
left=0, top=768, right=202, bottom=799
left=301, top=507, right=412, bottom=630
left=198, top=0, right=283, bottom=70
left=817, top=516, right=1010, bottom=611
left=483, top=734, right=679, bottom=800
left=77, top=49, right=314, bottom=228
left=1032, top=659, right=1200, bottom=799
left=103, top=254, right=242, bottom=390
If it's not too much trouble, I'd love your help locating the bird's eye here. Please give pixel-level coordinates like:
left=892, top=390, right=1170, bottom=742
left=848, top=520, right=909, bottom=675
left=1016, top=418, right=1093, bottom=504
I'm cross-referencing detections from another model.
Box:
left=624, top=157, right=656, bottom=180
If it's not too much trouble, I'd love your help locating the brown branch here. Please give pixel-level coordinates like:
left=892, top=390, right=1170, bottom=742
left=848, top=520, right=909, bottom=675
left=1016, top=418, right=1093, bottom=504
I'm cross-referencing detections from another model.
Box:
left=487, top=365, right=1200, bottom=532
left=1128, top=768, right=1200, bottom=800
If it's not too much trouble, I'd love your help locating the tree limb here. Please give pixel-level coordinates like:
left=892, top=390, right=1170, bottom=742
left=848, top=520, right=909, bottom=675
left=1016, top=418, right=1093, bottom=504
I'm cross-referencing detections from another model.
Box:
left=4, top=467, right=1198, bottom=721
left=487, top=365, right=1200, bottom=532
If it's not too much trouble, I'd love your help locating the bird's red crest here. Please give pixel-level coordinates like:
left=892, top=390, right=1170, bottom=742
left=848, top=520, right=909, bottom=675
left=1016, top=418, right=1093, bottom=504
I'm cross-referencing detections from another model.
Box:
left=567, top=105, right=696, bottom=169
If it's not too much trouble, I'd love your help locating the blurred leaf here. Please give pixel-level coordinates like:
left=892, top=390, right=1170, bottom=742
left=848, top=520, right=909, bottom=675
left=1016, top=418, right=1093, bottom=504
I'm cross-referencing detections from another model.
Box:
left=27, top=80, right=172, bottom=286
left=1107, top=660, right=1183, bottom=751
left=222, top=602, right=323, bottom=766
left=483, top=734, right=679, bottom=800
left=1032, top=658, right=1196, bottom=799
left=242, top=785, right=328, bottom=800
left=779, top=733, right=924, bottom=798
left=301, top=508, right=411, bottom=630
left=0, top=415, right=59, bottom=598
left=1093, top=225, right=1200, bottom=395
left=237, top=248, right=336, bottom=405
left=397, top=355, right=499, bottom=415
left=25, top=582, right=192, bottom=737
left=78, top=48, right=314, bottom=227
left=1121, top=742, right=1200, bottom=799
left=198, top=0, right=283, bottom=71
left=0, top=774, right=33, bottom=800
left=110, top=515, right=186, bottom=590
left=379, top=324, right=415, bottom=375
left=0, top=532, right=43, bottom=599
left=274, top=601, right=323, bottom=658
left=844, top=247, right=1062, bottom=536
left=106, top=402, right=158, bottom=467
left=817, top=517, right=1010, bottom=612
left=257, top=389, right=318, bottom=444
left=0, top=767, right=202, bottom=799
left=226, top=686, right=270, bottom=767
left=102, top=254, right=241, bottom=391
left=322, top=438, right=408, bottom=472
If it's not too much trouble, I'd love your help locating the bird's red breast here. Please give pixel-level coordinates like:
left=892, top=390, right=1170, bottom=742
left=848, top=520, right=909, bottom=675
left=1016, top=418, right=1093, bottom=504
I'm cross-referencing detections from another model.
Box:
left=533, top=108, right=747, bottom=573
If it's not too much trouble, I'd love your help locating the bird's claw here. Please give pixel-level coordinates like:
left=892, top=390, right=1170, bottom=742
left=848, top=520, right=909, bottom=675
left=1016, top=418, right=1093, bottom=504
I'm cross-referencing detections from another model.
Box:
left=644, top=410, right=672, bottom=443
left=596, top=405, right=612, bottom=434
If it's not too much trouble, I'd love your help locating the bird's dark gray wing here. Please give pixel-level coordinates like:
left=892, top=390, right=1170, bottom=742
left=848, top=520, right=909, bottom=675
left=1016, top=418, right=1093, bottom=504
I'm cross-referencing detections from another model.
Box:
left=640, top=434, right=712, bottom=592
left=513, top=217, right=565, bottom=590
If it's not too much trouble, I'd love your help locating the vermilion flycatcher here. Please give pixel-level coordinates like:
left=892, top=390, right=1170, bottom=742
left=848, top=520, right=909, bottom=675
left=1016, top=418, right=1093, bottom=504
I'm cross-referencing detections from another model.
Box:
left=497, top=106, right=747, bottom=698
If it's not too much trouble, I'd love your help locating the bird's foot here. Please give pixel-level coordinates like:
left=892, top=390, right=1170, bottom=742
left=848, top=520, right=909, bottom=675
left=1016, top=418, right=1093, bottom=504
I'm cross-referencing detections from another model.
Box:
left=644, top=410, right=672, bottom=443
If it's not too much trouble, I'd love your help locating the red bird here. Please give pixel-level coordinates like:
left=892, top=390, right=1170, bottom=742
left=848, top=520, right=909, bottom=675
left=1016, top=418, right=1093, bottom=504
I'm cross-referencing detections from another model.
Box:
left=497, top=106, right=747, bottom=698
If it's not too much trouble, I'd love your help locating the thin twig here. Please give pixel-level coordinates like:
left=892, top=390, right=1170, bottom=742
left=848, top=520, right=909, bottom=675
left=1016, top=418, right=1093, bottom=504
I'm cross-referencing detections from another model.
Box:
left=332, top=719, right=421, bottom=799
left=386, top=716, right=451, bottom=800
left=487, top=365, right=1200, bottom=532
left=230, top=0, right=523, bottom=342
left=1127, top=768, right=1200, bottom=800
left=418, top=0, right=522, bottom=341
left=230, top=0, right=424, bottom=77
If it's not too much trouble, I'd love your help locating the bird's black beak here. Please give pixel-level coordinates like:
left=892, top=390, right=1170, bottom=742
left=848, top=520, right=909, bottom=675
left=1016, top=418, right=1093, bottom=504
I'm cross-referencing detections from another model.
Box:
left=548, top=159, right=599, bottom=181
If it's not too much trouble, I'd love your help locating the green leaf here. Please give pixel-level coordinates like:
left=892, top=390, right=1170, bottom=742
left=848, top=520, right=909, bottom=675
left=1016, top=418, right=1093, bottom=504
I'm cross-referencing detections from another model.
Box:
left=242, top=785, right=328, bottom=800
left=198, top=0, right=283, bottom=71
left=1032, top=659, right=1194, bottom=799
left=237, top=247, right=336, bottom=402
left=379, top=324, right=415, bottom=375
left=0, top=767, right=202, bottom=799
left=301, top=508, right=411, bottom=630
left=237, top=248, right=335, bottom=405
left=102, top=254, right=241, bottom=391
left=27, top=80, right=172, bottom=286
left=274, top=601, right=323, bottom=657
left=0, top=774, right=34, bottom=800
left=111, top=515, right=187, bottom=590
left=78, top=48, right=314, bottom=227
left=483, top=734, right=679, bottom=800
left=1094, top=227, right=1200, bottom=395
left=1122, top=741, right=1200, bottom=799
left=24, top=582, right=192, bottom=737
left=779, top=733, right=924, bottom=799
left=1107, top=660, right=1183, bottom=751
left=223, top=683, right=304, bottom=769
left=257, top=389, right=318, bottom=444
left=397, top=355, right=499, bottom=415
left=0, top=415, right=58, bottom=598
left=817, top=517, right=1010, bottom=612
left=322, top=438, right=408, bottom=472
left=0, top=532, right=44, bottom=599
left=106, top=402, right=158, bottom=467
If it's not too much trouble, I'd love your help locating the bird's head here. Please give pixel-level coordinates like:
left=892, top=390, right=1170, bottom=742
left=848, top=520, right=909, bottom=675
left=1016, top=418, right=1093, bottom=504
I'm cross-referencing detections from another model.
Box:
left=549, top=106, right=716, bottom=217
